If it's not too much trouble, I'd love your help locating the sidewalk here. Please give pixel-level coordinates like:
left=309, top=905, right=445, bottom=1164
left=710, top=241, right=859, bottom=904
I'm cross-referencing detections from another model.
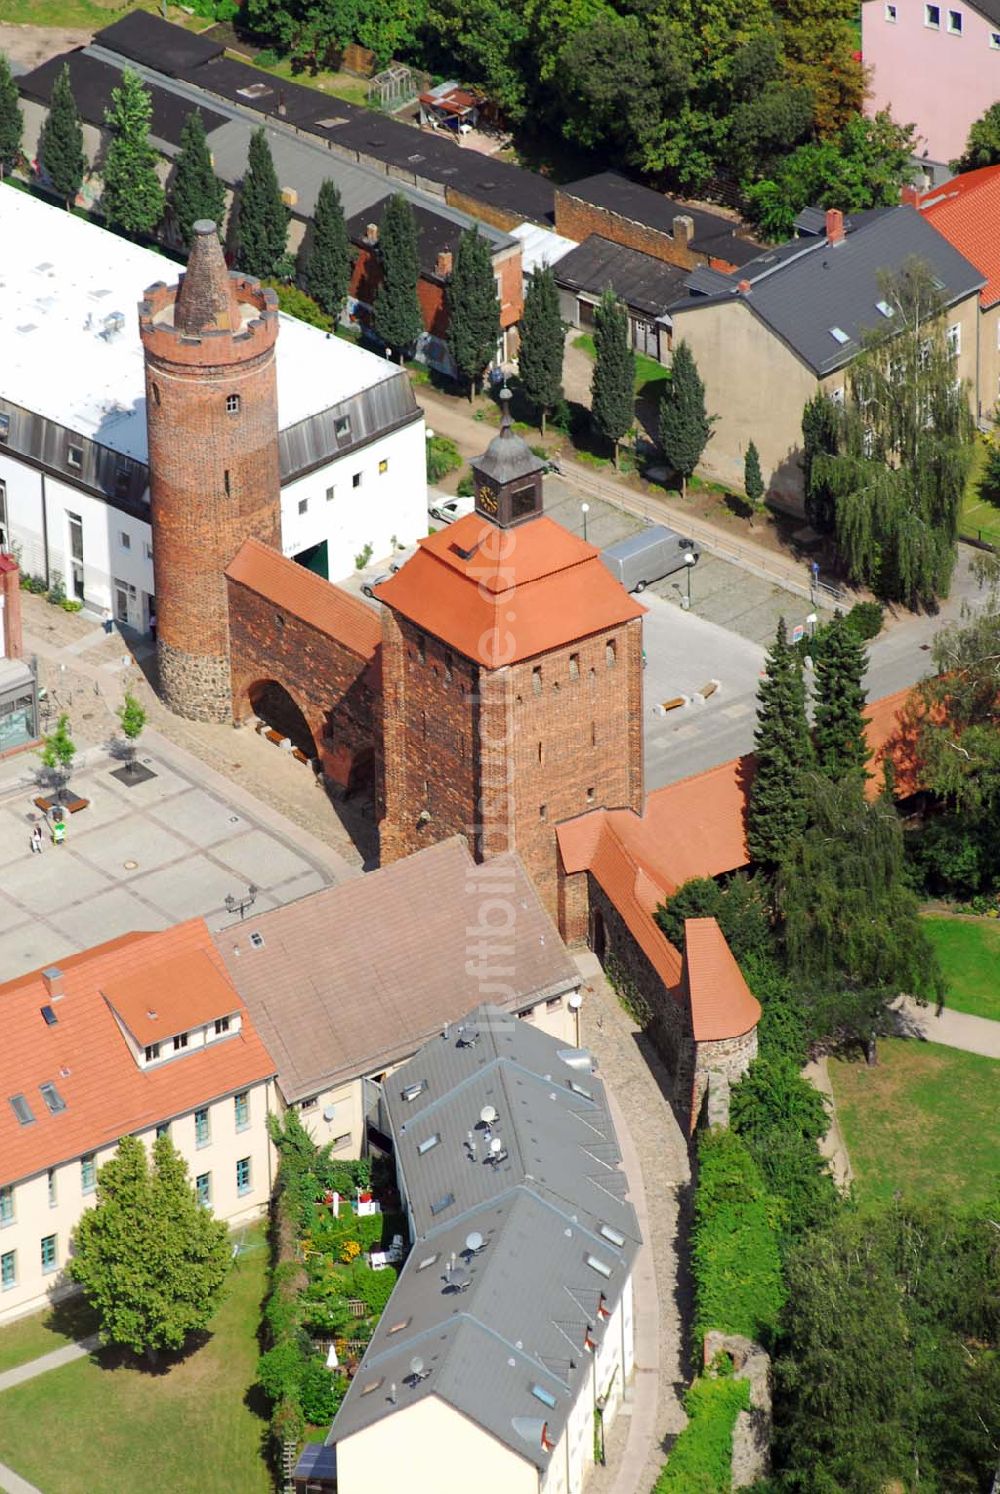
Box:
left=891, top=996, right=1000, bottom=1059
left=0, top=1334, right=100, bottom=1494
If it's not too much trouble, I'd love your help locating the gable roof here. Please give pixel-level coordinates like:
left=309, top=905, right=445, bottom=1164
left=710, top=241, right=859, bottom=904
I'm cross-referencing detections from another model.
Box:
left=374, top=512, right=644, bottom=666
left=102, top=948, right=240, bottom=1048
left=917, top=165, right=1000, bottom=308
left=553, top=234, right=690, bottom=317
left=330, top=1005, right=639, bottom=1469
left=0, top=922, right=275, bottom=1189
left=559, top=172, right=761, bottom=267
left=672, top=205, right=985, bottom=375
left=345, top=194, right=514, bottom=278
left=214, top=838, right=579, bottom=1102
left=225, top=539, right=381, bottom=662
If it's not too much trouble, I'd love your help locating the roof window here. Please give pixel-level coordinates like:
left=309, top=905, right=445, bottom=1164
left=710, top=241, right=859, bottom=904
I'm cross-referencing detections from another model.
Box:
left=585, top=1253, right=613, bottom=1279
left=568, top=1080, right=592, bottom=1099
left=359, top=1377, right=384, bottom=1397
left=41, top=1005, right=58, bottom=1027
left=875, top=300, right=894, bottom=318
left=9, top=1094, right=35, bottom=1126
left=531, top=1384, right=557, bottom=1409
left=430, top=1192, right=455, bottom=1216
left=599, top=1223, right=626, bottom=1248
left=39, top=1083, right=67, bottom=1114
left=829, top=326, right=850, bottom=345
left=416, top=1253, right=439, bottom=1271
left=417, top=1133, right=441, bottom=1155
left=249, top=931, right=265, bottom=949
left=402, top=1081, right=427, bottom=1102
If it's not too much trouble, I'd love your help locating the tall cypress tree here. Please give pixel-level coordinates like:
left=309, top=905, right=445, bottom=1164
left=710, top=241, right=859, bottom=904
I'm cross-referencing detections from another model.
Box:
left=0, top=52, right=22, bottom=181
left=448, top=226, right=501, bottom=400
left=744, top=440, right=765, bottom=509
left=39, top=64, right=85, bottom=209
left=813, top=611, right=871, bottom=782
left=236, top=126, right=288, bottom=280
left=101, top=69, right=164, bottom=237
left=171, top=110, right=225, bottom=248
left=518, top=265, right=564, bottom=435
left=300, top=178, right=351, bottom=321
left=591, top=289, right=634, bottom=469
left=372, top=193, right=423, bottom=361
left=748, top=617, right=813, bottom=869
left=658, top=339, right=714, bottom=499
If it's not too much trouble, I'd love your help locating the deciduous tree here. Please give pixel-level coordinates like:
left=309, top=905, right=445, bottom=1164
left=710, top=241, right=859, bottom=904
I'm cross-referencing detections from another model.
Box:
left=0, top=51, right=22, bottom=181
left=39, top=713, right=76, bottom=801
left=952, top=99, right=1000, bottom=172
left=748, top=617, right=813, bottom=867
left=39, top=63, right=85, bottom=209
left=236, top=126, right=288, bottom=280
left=447, top=226, right=501, bottom=400
left=299, top=178, right=351, bottom=322
left=518, top=266, right=563, bottom=435
left=658, top=340, right=714, bottom=498
left=70, top=1135, right=231, bottom=1361
left=372, top=193, right=423, bottom=362
left=590, top=289, right=634, bottom=469
left=101, top=69, right=164, bottom=238
left=170, top=110, right=226, bottom=248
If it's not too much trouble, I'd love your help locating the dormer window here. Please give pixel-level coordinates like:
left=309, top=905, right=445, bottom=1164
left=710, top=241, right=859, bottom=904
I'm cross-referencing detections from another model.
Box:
left=173, top=1032, right=188, bottom=1052
left=214, top=1016, right=230, bottom=1035
left=145, top=1043, right=160, bottom=1063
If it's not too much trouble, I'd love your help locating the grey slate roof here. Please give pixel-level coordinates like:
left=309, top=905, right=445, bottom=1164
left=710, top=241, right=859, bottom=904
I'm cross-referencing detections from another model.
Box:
left=345, top=194, right=514, bottom=278
left=672, top=205, right=986, bottom=375
left=214, top=839, right=579, bottom=1102
left=560, top=171, right=761, bottom=266
left=554, top=234, right=689, bottom=317
left=329, top=1005, right=640, bottom=1469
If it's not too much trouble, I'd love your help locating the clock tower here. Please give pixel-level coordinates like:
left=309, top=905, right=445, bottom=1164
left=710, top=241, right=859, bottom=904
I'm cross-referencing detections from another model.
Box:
left=471, top=387, right=545, bottom=528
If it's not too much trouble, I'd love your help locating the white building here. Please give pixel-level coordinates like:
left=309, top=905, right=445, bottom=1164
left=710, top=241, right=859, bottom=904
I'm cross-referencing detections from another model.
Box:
left=0, top=189, right=427, bottom=630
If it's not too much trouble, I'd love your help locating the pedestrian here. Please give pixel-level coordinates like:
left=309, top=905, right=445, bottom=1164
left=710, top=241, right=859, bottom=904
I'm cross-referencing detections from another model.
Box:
left=149, top=606, right=157, bottom=644
left=30, top=824, right=43, bottom=855
left=51, top=815, right=66, bottom=847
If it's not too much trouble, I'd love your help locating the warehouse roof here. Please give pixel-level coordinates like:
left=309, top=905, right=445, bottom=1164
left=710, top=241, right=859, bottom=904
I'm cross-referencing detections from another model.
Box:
left=559, top=172, right=761, bottom=266
left=180, top=51, right=364, bottom=130
left=553, top=234, right=689, bottom=317
left=93, top=9, right=224, bottom=76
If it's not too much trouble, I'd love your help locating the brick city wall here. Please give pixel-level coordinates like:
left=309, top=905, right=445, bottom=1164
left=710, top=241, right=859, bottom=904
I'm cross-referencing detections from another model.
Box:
left=445, top=188, right=525, bottom=236
left=142, top=286, right=281, bottom=723
left=227, top=578, right=380, bottom=792
left=554, top=191, right=702, bottom=271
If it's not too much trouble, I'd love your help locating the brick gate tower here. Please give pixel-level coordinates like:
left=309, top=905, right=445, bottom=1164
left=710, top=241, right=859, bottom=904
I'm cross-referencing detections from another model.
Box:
left=139, top=221, right=281, bottom=722
left=375, top=392, right=645, bottom=928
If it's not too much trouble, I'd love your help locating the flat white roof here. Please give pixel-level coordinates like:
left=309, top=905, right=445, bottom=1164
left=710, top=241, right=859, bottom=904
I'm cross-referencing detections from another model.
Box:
left=0, top=187, right=399, bottom=463
left=510, top=221, right=576, bottom=277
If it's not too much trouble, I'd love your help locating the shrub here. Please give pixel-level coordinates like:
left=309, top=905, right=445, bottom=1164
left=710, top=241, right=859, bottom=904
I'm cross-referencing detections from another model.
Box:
left=258, top=1339, right=306, bottom=1403
left=354, top=542, right=373, bottom=570
left=652, top=1372, right=751, bottom=1491
left=456, top=471, right=475, bottom=498
left=347, top=1261, right=397, bottom=1315
left=299, top=1356, right=343, bottom=1423
left=255, top=50, right=280, bottom=69
left=846, top=600, right=884, bottom=641
left=426, top=435, right=461, bottom=484
left=656, top=874, right=772, bottom=964
left=692, top=1130, right=785, bottom=1348
left=60, top=598, right=83, bottom=612
left=730, top=1058, right=837, bottom=1241
left=264, top=280, right=333, bottom=331
left=741, top=952, right=808, bottom=1067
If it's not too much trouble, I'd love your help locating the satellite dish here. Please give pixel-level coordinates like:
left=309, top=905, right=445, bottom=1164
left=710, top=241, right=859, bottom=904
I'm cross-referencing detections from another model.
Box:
left=480, top=1105, right=498, bottom=1125
left=465, top=1231, right=484, bottom=1253
left=568, top=992, right=583, bottom=1011
left=322, top=1105, right=336, bottom=1122
left=490, top=1136, right=502, bottom=1155
left=410, top=1356, right=424, bottom=1377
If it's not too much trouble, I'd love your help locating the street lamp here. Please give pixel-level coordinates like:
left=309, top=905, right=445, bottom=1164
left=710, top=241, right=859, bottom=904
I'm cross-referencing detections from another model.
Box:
left=806, top=612, right=818, bottom=637
left=425, top=429, right=435, bottom=442
left=568, top=991, right=583, bottom=1048
left=581, top=502, right=590, bottom=543
left=683, top=550, right=696, bottom=607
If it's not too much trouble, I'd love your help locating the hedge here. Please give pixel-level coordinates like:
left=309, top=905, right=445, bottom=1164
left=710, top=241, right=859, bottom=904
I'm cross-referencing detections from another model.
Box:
left=692, top=1130, right=785, bottom=1348
left=651, top=1373, right=751, bottom=1493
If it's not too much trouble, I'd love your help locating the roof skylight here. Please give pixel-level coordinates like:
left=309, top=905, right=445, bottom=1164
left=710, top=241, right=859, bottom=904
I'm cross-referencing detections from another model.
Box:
left=417, top=1133, right=440, bottom=1155
left=875, top=300, right=894, bottom=318
left=585, top=1253, right=613, bottom=1278
left=9, top=1094, right=35, bottom=1126
left=531, top=1384, right=557, bottom=1409
left=39, top=1082, right=67, bottom=1114
left=829, top=326, right=850, bottom=344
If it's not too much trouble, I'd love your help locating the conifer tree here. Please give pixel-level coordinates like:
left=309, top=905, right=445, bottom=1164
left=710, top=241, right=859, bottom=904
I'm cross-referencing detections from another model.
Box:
left=658, top=340, right=714, bottom=498
left=518, top=265, right=564, bottom=436
left=813, top=610, right=871, bottom=782
left=744, top=440, right=765, bottom=509
left=0, top=52, right=22, bottom=181
left=236, top=126, right=289, bottom=280
left=591, top=289, right=634, bottom=469
left=448, top=226, right=502, bottom=400
left=300, top=178, right=351, bottom=321
left=372, top=193, right=423, bottom=361
left=39, top=64, right=85, bottom=209
left=748, top=617, right=813, bottom=868
left=171, top=110, right=225, bottom=248
left=102, top=69, right=164, bottom=238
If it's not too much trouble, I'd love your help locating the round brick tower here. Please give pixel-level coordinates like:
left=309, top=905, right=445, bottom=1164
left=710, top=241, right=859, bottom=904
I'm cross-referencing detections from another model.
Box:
left=139, top=220, right=281, bottom=723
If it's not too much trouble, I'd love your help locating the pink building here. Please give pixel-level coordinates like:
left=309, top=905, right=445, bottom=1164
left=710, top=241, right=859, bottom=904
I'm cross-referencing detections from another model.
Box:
left=862, top=0, right=1000, bottom=175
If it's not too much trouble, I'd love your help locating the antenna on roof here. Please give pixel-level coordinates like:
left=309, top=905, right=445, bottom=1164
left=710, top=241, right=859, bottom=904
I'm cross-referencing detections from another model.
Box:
left=465, top=1231, right=484, bottom=1254
left=409, top=1356, right=429, bottom=1382
left=480, top=1104, right=498, bottom=1126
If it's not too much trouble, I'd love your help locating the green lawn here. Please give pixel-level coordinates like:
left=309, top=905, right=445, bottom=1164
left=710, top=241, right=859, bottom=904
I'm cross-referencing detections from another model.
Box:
left=829, top=1039, right=1000, bottom=1208
left=572, top=333, right=668, bottom=395
left=922, top=914, right=1000, bottom=1019
left=959, top=435, right=1000, bottom=548
left=0, top=1294, right=97, bottom=1376
left=0, top=1228, right=272, bottom=1494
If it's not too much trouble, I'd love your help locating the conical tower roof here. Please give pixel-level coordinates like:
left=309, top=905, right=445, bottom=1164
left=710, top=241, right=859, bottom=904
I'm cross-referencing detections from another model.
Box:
left=475, top=387, right=545, bottom=486
left=174, top=220, right=241, bottom=335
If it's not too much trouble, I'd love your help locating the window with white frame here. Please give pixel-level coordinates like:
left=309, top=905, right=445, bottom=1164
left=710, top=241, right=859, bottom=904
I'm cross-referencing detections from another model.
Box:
left=67, top=444, right=83, bottom=470
left=81, top=1154, right=96, bottom=1193
left=0, top=413, right=9, bottom=442
left=47, top=1169, right=57, bottom=1207
left=991, top=28, right=1000, bottom=45
left=925, top=2, right=940, bottom=21
left=119, top=531, right=131, bottom=550
left=946, top=323, right=961, bottom=356
left=144, top=541, right=153, bottom=561
left=0, top=1185, right=13, bottom=1226
left=236, top=1157, right=251, bottom=1195
left=885, top=2, right=897, bottom=16
left=947, top=7, right=962, bottom=29
left=173, top=1032, right=188, bottom=1052
left=156, top=1122, right=170, bottom=1140
left=1, top=1250, right=14, bottom=1291
left=145, top=1042, right=160, bottom=1063
left=214, top=1017, right=230, bottom=1036
left=40, top=1233, right=57, bottom=1274
left=226, top=393, right=241, bottom=414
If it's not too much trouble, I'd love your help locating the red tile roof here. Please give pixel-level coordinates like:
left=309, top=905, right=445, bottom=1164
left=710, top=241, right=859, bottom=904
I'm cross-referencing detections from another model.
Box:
left=374, top=513, right=645, bottom=665
left=102, top=948, right=241, bottom=1047
left=226, top=538, right=381, bottom=660
left=683, top=917, right=761, bottom=1041
left=918, top=166, right=1000, bottom=308
left=0, top=921, right=276, bottom=1188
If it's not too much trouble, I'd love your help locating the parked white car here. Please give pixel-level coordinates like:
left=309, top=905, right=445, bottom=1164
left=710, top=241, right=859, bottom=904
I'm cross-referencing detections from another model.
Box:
left=429, top=496, right=476, bottom=525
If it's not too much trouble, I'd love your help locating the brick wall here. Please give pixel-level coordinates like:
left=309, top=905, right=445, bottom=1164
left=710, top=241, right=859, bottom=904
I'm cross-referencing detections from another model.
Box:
left=555, top=191, right=701, bottom=271
left=141, top=281, right=282, bottom=723
left=445, top=188, right=525, bottom=235
left=0, top=555, right=23, bottom=659
left=350, top=241, right=523, bottom=337
left=227, top=578, right=380, bottom=793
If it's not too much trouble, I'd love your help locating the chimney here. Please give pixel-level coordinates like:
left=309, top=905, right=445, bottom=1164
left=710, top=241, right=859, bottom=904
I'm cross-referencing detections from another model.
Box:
left=366, top=222, right=379, bottom=246
left=672, top=214, right=694, bottom=251
left=435, top=249, right=453, bottom=279
left=825, top=208, right=845, bottom=245
left=42, top=966, right=64, bottom=1001
left=738, top=279, right=751, bottom=294
left=900, top=184, right=921, bottom=208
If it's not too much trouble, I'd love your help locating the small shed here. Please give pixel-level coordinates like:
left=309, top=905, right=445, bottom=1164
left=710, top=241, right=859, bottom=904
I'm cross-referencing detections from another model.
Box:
left=418, top=80, right=482, bottom=132
left=293, top=1442, right=337, bottom=1493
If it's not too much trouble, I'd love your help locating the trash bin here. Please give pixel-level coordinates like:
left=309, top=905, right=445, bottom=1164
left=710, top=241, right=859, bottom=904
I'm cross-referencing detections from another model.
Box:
left=103, top=618, right=113, bottom=635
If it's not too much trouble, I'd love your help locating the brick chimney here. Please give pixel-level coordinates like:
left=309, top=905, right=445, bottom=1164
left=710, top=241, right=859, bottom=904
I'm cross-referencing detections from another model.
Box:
left=435, top=249, right=453, bottom=279
left=825, top=208, right=845, bottom=245
left=672, top=214, right=694, bottom=250
left=0, top=552, right=23, bottom=659
left=900, top=184, right=921, bottom=208
left=738, top=279, right=751, bottom=294
left=366, top=222, right=379, bottom=246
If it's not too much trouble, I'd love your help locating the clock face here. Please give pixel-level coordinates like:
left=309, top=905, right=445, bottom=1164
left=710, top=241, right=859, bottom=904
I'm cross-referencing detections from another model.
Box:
left=477, top=485, right=499, bottom=515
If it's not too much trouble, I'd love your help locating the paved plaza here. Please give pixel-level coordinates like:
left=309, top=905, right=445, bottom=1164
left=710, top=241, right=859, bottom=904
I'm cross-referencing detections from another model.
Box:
left=0, top=749, right=346, bottom=984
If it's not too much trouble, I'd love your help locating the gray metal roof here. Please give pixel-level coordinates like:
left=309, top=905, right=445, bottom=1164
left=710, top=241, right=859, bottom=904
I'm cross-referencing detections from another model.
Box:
left=474, top=420, right=545, bottom=486
left=329, top=1006, right=639, bottom=1468
left=672, top=205, right=985, bottom=375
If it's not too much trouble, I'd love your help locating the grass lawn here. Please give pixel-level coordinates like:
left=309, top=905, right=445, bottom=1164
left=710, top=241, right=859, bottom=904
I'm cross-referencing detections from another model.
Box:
left=235, top=51, right=371, bottom=108
left=0, top=0, right=172, bottom=26
left=959, top=435, right=1000, bottom=548
left=0, top=1227, right=272, bottom=1493
left=572, top=333, right=668, bottom=396
left=829, top=1038, right=1000, bottom=1208
left=922, top=914, right=1000, bottom=1019
left=0, top=1294, right=97, bottom=1376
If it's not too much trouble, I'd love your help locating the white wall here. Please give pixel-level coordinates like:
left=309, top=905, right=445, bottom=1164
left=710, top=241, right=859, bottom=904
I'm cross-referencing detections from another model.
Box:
left=337, top=1395, right=539, bottom=1494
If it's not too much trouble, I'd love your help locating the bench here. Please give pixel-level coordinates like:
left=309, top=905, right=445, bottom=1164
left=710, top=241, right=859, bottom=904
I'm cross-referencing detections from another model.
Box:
left=33, top=794, right=90, bottom=815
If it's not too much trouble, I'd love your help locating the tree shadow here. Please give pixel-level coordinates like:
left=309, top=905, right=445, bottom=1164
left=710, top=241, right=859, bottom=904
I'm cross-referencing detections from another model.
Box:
left=44, top=1291, right=100, bottom=1343
left=92, top=1328, right=214, bottom=1376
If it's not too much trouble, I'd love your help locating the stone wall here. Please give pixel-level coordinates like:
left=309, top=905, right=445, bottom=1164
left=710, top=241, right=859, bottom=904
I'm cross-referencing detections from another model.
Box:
left=691, top=1026, right=758, bottom=1134
left=703, top=1332, right=772, bottom=1490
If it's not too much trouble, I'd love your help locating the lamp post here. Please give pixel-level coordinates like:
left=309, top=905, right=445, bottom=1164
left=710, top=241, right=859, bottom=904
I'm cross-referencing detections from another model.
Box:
left=581, top=503, right=590, bottom=543
left=568, top=991, right=583, bottom=1048
left=806, top=612, right=818, bottom=637
left=683, top=550, right=696, bottom=607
